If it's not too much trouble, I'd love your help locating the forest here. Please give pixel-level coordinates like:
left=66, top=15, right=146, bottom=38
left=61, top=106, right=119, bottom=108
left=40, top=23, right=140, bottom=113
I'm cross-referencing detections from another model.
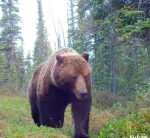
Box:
left=0, top=0, right=150, bottom=137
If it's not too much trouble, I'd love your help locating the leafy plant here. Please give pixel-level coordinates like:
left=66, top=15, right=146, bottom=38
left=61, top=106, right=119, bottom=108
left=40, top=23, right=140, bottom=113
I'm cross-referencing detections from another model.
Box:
left=98, top=112, right=150, bottom=138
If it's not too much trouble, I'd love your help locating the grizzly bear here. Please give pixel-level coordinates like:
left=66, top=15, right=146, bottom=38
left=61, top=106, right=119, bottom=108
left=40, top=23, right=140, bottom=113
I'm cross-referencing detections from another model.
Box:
left=28, top=48, right=92, bottom=138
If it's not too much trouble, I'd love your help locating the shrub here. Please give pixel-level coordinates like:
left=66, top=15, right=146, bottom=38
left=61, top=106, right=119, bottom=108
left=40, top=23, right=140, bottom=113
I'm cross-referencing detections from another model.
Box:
left=98, top=111, right=150, bottom=138
left=93, top=91, right=125, bottom=109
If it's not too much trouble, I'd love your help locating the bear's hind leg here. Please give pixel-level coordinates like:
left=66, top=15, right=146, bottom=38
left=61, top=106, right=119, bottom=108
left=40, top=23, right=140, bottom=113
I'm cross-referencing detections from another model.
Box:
left=31, top=105, right=41, bottom=126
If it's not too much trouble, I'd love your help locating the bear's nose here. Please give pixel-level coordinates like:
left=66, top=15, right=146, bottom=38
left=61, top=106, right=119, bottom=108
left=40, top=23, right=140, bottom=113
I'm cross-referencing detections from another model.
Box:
left=80, top=90, right=88, bottom=99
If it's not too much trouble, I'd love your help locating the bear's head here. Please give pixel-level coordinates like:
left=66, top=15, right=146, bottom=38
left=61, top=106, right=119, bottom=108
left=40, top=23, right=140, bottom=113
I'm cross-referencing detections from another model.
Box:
left=51, top=53, right=91, bottom=100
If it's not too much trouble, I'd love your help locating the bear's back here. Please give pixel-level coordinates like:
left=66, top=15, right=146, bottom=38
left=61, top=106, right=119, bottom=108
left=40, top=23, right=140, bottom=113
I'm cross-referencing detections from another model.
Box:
left=55, top=48, right=78, bottom=56
left=28, top=48, right=79, bottom=97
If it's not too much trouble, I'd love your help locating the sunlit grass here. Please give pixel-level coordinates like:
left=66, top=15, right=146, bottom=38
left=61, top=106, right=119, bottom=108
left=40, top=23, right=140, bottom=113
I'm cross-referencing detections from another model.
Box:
left=1, top=90, right=149, bottom=138
left=0, top=94, right=69, bottom=138
left=0, top=92, right=101, bottom=138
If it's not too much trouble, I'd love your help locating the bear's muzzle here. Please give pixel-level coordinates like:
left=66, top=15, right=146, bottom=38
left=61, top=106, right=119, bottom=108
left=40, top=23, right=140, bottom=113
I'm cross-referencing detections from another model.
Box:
left=80, top=90, right=88, bottom=100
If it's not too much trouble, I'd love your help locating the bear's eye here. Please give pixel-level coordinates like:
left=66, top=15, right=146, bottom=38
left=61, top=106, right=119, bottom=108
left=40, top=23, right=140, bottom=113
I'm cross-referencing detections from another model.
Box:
left=72, top=76, right=77, bottom=81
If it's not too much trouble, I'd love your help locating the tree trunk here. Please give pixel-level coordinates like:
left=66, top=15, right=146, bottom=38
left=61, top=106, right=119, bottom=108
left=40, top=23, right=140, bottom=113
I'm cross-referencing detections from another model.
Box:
left=109, top=0, right=116, bottom=95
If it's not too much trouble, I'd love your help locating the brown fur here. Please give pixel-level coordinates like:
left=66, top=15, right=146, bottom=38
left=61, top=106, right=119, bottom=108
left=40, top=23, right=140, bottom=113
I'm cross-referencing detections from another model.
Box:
left=28, top=48, right=92, bottom=138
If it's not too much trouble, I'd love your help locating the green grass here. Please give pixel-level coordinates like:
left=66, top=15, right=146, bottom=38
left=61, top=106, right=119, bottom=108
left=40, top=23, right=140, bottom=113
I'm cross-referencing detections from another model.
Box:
left=1, top=91, right=149, bottom=138
left=0, top=94, right=69, bottom=138
left=0, top=91, right=108, bottom=138
left=0, top=93, right=101, bottom=138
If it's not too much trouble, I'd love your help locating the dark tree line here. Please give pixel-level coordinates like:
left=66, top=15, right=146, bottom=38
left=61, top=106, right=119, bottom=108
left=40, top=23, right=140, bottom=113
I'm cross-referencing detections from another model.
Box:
left=68, top=0, right=150, bottom=99
left=0, top=0, right=51, bottom=92
left=0, top=0, right=150, bottom=99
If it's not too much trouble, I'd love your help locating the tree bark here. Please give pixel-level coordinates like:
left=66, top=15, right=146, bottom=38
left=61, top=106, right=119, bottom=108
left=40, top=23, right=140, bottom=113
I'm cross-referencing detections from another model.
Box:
left=109, top=0, right=116, bottom=95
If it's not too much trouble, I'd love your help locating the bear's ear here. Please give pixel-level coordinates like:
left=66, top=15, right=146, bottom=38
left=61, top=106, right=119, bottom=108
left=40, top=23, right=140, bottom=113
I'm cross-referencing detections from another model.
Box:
left=56, top=55, right=64, bottom=65
left=82, top=53, right=89, bottom=62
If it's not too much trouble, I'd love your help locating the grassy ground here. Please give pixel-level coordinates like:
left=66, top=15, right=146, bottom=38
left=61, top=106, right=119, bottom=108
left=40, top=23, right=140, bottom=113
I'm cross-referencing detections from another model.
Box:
left=1, top=91, right=149, bottom=138
left=0, top=92, right=101, bottom=138
left=0, top=94, right=69, bottom=138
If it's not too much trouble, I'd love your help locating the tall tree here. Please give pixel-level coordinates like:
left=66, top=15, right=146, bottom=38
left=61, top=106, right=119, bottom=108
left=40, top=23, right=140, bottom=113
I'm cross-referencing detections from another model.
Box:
left=33, top=0, right=52, bottom=68
left=109, top=0, right=116, bottom=95
left=0, top=52, right=8, bottom=88
left=16, top=44, right=25, bottom=91
left=0, top=0, right=22, bottom=90
left=23, top=51, right=32, bottom=90
left=68, top=0, right=150, bottom=99
left=67, top=0, right=76, bottom=47
left=0, top=0, right=21, bottom=66
left=25, top=52, right=32, bottom=77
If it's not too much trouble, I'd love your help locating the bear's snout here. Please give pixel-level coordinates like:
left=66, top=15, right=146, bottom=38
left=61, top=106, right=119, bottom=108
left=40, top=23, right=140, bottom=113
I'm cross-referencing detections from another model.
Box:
left=80, top=90, right=88, bottom=99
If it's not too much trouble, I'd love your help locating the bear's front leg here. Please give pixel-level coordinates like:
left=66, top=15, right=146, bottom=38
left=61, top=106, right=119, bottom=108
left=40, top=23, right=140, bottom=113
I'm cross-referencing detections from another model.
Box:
left=38, top=98, right=54, bottom=127
left=71, top=98, right=91, bottom=138
left=38, top=97, right=65, bottom=128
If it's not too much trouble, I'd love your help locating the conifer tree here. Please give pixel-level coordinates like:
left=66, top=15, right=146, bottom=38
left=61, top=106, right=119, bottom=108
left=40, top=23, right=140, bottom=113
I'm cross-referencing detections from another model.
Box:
left=33, top=0, right=52, bottom=68
left=16, top=44, right=25, bottom=90
left=67, top=0, right=75, bottom=47
left=0, top=0, right=21, bottom=65
left=25, top=52, right=32, bottom=76
left=0, top=51, right=8, bottom=88
left=0, top=0, right=22, bottom=90
left=68, top=0, right=150, bottom=99
left=23, top=51, right=32, bottom=90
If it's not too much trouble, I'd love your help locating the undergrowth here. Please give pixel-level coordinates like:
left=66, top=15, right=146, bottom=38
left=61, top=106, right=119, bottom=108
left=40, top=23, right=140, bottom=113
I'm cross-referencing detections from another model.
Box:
left=0, top=92, right=101, bottom=138
left=0, top=94, right=68, bottom=138
left=0, top=90, right=149, bottom=138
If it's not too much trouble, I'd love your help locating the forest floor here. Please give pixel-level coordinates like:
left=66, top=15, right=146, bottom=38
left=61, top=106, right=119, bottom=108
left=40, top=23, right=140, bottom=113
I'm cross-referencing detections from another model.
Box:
left=0, top=91, right=101, bottom=138
left=0, top=91, right=149, bottom=138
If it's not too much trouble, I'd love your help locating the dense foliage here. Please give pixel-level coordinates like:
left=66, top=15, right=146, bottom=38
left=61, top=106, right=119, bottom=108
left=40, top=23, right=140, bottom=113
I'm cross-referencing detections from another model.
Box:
left=67, top=1, right=150, bottom=136
left=0, top=0, right=149, bottom=97
left=0, top=0, right=150, bottom=137
left=68, top=0, right=150, bottom=99
left=99, top=112, right=150, bottom=138
left=0, top=0, right=23, bottom=91
left=33, top=0, right=52, bottom=68
left=0, top=0, right=51, bottom=91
